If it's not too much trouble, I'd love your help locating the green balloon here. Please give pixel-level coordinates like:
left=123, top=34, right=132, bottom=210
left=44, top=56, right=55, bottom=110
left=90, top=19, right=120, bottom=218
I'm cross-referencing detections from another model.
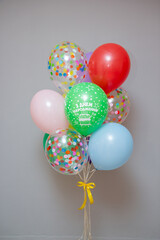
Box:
left=65, top=82, right=108, bottom=136
left=43, top=133, right=49, bottom=150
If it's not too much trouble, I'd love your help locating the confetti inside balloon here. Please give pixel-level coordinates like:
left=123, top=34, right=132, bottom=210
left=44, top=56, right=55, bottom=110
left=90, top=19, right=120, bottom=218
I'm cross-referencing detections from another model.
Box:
left=104, top=88, right=130, bottom=124
left=48, top=41, right=87, bottom=94
left=45, top=129, right=88, bottom=175
left=65, top=82, right=108, bottom=136
left=82, top=52, right=92, bottom=83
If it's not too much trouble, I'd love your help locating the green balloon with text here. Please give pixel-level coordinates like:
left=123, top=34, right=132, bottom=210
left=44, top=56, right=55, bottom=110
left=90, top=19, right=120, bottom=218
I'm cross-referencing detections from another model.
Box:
left=43, top=133, right=49, bottom=150
left=64, top=82, right=108, bottom=136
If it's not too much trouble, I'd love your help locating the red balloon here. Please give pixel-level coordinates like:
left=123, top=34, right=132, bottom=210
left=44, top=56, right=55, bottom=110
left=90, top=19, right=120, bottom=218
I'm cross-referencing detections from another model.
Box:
left=88, top=43, right=130, bottom=94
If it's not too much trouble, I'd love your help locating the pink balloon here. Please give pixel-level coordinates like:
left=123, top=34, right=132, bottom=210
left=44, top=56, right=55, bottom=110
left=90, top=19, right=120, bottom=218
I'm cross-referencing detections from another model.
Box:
left=30, top=89, right=69, bottom=134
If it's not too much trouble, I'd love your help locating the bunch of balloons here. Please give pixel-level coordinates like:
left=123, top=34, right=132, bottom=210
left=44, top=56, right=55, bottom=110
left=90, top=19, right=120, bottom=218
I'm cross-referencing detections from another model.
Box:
left=30, top=41, right=133, bottom=174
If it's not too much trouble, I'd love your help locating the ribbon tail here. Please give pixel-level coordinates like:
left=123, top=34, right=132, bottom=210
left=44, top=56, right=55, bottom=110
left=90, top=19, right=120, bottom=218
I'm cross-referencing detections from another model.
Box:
left=79, top=189, right=87, bottom=210
left=87, top=187, right=94, bottom=205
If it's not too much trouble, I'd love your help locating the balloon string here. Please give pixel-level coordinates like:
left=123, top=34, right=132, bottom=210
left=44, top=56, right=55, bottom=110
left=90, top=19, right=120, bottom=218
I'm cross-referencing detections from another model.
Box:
left=78, top=150, right=96, bottom=240
left=87, top=169, right=96, bottom=182
left=78, top=172, right=83, bottom=181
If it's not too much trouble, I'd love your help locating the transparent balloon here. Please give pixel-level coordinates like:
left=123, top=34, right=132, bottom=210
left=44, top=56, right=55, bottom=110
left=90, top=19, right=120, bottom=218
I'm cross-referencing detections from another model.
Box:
left=104, top=88, right=130, bottom=124
left=45, top=129, right=88, bottom=175
left=48, top=41, right=87, bottom=95
left=82, top=52, right=92, bottom=83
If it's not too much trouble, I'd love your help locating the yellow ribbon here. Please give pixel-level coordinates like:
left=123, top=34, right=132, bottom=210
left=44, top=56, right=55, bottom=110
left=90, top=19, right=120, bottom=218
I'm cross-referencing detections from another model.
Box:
left=77, top=181, right=96, bottom=210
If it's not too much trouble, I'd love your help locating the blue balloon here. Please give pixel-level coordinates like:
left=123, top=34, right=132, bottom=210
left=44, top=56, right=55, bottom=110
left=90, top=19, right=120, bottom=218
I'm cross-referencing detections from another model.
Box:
left=88, top=123, right=133, bottom=170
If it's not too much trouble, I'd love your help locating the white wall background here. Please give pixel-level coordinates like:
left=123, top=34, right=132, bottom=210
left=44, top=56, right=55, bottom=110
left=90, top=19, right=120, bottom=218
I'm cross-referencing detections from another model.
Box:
left=0, top=0, right=160, bottom=239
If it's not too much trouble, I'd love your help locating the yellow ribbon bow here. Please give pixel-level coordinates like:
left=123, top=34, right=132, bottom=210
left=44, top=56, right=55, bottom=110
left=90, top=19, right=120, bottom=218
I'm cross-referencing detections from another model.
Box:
left=77, top=181, right=96, bottom=210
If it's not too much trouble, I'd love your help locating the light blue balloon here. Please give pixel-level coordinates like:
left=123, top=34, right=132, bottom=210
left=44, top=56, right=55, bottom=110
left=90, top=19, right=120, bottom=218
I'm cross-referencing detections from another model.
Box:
left=88, top=123, right=133, bottom=170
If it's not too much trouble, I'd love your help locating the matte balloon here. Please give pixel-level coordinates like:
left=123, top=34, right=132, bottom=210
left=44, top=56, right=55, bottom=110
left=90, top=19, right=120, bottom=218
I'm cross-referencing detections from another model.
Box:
left=48, top=41, right=87, bottom=94
left=104, top=88, right=130, bottom=124
left=43, top=133, right=49, bottom=150
left=89, top=43, right=130, bottom=94
left=45, top=129, right=88, bottom=175
left=65, top=82, right=108, bottom=136
left=88, top=123, right=133, bottom=170
left=30, top=89, right=69, bottom=134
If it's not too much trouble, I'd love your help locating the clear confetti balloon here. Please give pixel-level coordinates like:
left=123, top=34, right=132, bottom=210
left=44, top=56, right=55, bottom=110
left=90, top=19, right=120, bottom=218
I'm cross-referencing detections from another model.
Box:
left=48, top=41, right=87, bottom=95
left=45, top=129, right=88, bottom=175
left=104, top=88, right=130, bottom=124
